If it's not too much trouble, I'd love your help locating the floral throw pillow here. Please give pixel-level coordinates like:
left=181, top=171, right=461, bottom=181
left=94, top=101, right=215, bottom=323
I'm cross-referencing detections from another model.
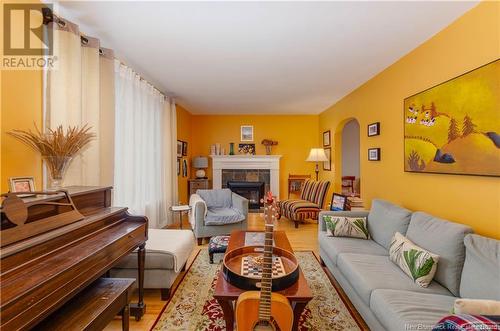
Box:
left=389, top=232, right=439, bottom=288
left=323, top=216, right=369, bottom=239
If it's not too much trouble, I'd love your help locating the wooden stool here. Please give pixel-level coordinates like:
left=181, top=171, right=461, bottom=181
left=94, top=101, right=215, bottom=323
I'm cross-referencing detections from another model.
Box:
left=37, top=278, right=135, bottom=331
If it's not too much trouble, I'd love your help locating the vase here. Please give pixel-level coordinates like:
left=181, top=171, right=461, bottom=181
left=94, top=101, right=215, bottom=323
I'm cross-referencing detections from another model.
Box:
left=265, top=146, right=272, bottom=155
left=44, top=156, right=73, bottom=190
left=229, top=143, right=235, bottom=155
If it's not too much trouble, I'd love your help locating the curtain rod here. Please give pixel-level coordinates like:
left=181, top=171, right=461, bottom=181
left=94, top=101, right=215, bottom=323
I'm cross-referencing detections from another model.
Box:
left=42, top=6, right=175, bottom=102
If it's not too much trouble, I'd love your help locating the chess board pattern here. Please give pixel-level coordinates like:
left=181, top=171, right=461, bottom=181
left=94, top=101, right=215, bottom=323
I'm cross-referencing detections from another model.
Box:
left=241, top=256, right=286, bottom=279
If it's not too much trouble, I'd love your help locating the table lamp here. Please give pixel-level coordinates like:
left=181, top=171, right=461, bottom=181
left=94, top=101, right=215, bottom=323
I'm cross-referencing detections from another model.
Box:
left=192, top=156, right=208, bottom=178
left=306, top=148, right=328, bottom=180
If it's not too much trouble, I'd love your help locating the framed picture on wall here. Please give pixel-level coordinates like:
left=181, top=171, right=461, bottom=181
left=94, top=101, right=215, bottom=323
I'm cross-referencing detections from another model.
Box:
left=368, top=148, right=381, bottom=161
left=323, top=147, right=332, bottom=171
left=177, top=140, right=183, bottom=158
left=177, top=158, right=180, bottom=176
left=182, top=141, right=188, bottom=156
left=182, top=159, right=188, bottom=177
left=323, top=130, right=331, bottom=147
left=367, top=122, right=380, bottom=136
left=241, top=125, right=254, bottom=141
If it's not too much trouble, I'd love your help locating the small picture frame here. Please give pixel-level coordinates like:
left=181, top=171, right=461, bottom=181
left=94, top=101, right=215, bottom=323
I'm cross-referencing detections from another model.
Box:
left=182, top=159, right=188, bottom=177
left=323, top=130, right=331, bottom=147
left=238, top=143, right=256, bottom=155
left=177, top=140, right=183, bottom=158
left=330, top=193, right=347, bottom=211
left=9, top=176, right=36, bottom=197
left=368, top=148, right=381, bottom=161
left=241, top=125, right=254, bottom=142
left=177, top=158, right=180, bottom=176
left=367, top=122, right=380, bottom=137
left=323, top=147, right=331, bottom=171
left=182, top=141, right=188, bottom=156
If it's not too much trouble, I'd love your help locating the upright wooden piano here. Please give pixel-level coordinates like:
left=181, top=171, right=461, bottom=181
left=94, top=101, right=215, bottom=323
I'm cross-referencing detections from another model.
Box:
left=0, top=186, right=148, bottom=330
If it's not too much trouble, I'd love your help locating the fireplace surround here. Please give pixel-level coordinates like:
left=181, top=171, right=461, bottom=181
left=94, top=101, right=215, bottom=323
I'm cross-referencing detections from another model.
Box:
left=211, top=155, right=281, bottom=197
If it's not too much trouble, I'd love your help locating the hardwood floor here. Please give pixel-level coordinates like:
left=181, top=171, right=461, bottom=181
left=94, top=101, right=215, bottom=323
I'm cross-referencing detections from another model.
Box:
left=104, top=213, right=321, bottom=331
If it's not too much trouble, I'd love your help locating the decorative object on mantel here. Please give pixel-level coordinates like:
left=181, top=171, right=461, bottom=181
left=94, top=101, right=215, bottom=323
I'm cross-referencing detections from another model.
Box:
left=238, top=143, right=256, bottom=155
left=8, top=177, right=36, bottom=198
left=367, top=122, right=380, bottom=137
left=368, top=148, right=381, bottom=161
left=306, top=148, right=328, bottom=180
left=8, top=125, right=94, bottom=190
left=240, top=125, right=254, bottom=142
left=323, top=130, right=331, bottom=147
left=192, top=156, right=208, bottom=178
left=229, top=142, right=235, bottom=155
left=261, top=139, right=278, bottom=155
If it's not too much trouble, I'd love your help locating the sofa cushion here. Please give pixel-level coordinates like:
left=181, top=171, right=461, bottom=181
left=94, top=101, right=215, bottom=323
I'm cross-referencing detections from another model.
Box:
left=115, top=229, right=194, bottom=272
left=197, top=188, right=232, bottom=208
left=406, top=212, right=473, bottom=296
left=370, top=289, right=456, bottom=331
left=460, top=234, right=500, bottom=300
left=368, top=199, right=412, bottom=249
left=318, top=232, right=387, bottom=265
left=337, top=253, right=452, bottom=305
left=389, top=232, right=439, bottom=288
left=205, top=207, right=245, bottom=226
left=323, top=215, right=369, bottom=239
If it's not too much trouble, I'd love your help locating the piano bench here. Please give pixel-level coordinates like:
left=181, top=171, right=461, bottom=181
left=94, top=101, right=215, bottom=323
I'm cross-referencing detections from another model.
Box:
left=36, top=278, right=134, bottom=331
left=111, top=229, right=195, bottom=301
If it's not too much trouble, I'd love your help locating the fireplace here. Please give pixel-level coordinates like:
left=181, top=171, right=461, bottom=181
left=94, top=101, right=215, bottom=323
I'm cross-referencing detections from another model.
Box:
left=227, top=181, right=265, bottom=210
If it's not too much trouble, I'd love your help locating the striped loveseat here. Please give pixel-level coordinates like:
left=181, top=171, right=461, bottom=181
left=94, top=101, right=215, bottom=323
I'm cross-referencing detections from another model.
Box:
left=277, top=180, right=330, bottom=228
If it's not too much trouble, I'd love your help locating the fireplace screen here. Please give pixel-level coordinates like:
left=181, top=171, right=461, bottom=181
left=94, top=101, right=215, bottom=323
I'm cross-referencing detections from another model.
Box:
left=227, top=181, right=265, bottom=210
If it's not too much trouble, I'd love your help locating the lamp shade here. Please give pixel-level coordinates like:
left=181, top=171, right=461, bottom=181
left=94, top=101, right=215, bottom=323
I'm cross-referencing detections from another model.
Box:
left=192, top=156, right=208, bottom=168
left=306, top=148, right=328, bottom=162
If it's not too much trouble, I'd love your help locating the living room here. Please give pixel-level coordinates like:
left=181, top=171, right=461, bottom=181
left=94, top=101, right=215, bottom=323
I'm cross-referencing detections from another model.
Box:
left=1, top=1, right=499, bottom=331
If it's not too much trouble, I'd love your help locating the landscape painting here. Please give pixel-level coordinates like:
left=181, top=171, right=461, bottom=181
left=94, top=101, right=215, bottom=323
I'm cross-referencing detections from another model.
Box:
left=404, top=59, right=500, bottom=177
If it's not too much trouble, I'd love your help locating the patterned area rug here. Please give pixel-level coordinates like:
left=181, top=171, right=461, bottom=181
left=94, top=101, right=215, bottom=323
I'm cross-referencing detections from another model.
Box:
left=151, top=249, right=361, bottom=331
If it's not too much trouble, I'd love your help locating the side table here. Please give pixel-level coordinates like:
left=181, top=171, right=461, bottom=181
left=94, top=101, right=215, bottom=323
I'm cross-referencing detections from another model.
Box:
left=169, top=205, right=191, bottom=229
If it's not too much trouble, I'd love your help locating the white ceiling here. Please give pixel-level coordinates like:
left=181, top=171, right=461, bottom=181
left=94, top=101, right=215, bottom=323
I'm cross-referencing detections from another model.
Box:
left=57, top=1, right=478, bottom=115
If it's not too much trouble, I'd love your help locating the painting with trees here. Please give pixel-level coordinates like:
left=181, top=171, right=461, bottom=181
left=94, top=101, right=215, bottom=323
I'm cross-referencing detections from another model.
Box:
left=404, top=59, right=500, bottom=177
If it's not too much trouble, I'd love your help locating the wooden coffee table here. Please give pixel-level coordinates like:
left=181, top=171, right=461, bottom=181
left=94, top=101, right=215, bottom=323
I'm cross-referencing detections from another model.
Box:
left=213, top=230, right=313, bottom=331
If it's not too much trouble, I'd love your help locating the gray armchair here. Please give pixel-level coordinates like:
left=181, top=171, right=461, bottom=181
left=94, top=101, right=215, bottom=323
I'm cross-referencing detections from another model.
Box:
left=189, top=188, right=248, bottom=245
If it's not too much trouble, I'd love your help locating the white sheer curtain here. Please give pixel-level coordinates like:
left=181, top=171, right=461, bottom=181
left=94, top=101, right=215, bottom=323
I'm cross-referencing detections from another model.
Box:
left=113, top=60, right=176, bottom=228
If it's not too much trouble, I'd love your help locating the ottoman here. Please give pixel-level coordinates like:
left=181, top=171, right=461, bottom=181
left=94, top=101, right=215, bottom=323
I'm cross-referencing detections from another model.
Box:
left=208, top=235, right=229, bottom=263
left=111, top=229, right=195, bottom=300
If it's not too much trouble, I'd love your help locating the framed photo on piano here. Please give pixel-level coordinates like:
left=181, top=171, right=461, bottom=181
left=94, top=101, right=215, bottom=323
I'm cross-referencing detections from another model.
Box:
left=9, top=177, right=36, bottom=197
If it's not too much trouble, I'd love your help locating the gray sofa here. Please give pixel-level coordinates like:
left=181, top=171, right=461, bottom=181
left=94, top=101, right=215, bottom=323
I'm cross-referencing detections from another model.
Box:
left=189, top=188, right=248, bottom=245
left=319, top=199, right=500, bottom=331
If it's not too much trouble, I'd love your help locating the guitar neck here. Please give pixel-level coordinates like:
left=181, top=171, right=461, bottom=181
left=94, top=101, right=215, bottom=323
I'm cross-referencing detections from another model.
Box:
left=258, top=202, right=275, bottom=321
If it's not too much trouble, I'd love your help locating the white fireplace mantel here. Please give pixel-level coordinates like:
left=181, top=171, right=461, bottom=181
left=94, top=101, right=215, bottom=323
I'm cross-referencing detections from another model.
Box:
left=210, top=155, right=282, bottom=196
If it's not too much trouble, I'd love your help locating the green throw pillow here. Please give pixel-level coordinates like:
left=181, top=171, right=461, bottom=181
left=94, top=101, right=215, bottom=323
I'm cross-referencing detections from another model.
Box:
left=323, top=215, right=369, bottom=240
left=389, top=232, right=439, bottom=288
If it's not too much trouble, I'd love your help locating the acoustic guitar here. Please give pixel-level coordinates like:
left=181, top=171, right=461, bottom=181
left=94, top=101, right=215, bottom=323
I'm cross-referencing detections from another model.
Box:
left=235, top=192, right=294, bottom=331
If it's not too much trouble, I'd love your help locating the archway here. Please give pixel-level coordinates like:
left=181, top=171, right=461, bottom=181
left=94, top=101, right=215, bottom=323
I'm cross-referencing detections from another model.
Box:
left=333, top=118, right=360, bottom=196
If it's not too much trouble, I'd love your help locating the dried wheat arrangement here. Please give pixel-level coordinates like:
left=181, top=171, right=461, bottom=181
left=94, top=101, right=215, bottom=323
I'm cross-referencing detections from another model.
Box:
left=8, top=125, right=95, bottom=186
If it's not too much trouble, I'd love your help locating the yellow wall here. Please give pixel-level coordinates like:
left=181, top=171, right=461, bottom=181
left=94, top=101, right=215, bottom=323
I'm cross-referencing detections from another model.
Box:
left=319, top=2, right=500, bottom=238
left=176, top=104, right=193, bottom=203
left=190, top=115, right=319, bottom=199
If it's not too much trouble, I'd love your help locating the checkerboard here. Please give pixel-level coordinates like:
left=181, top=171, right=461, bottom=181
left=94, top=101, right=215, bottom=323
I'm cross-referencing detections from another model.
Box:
left=241, top=256, right=286, bottom=279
